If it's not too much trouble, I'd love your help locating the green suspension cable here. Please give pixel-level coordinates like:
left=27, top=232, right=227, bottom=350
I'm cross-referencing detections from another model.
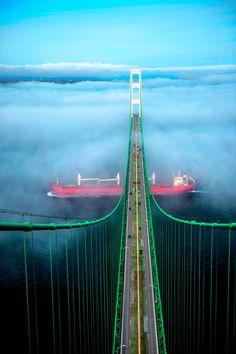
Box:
left=0, top=189, right=124, bottom=232
left=151, top=192, right=236, bottom=229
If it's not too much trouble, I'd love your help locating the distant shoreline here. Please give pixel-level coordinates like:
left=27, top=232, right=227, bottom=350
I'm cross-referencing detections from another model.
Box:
left=0, top=77, right=128, bottom=84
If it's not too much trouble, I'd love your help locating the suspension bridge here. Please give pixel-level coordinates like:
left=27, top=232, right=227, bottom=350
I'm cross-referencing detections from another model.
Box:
left=0, top=69, right=236, bottom=354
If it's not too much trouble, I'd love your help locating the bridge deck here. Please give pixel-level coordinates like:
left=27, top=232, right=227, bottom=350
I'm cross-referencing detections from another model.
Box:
left=120, top=115, right=159, bottom=353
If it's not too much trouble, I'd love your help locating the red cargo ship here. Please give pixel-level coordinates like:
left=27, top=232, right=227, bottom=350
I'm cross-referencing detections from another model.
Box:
left=48, top=172, right=195, bottom=197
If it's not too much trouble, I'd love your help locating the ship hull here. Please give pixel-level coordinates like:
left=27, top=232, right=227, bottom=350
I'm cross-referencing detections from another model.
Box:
left=152, top=183, right=195, bottom=195
left=50, top=184, right=123, bottom=197
left=50, top=182, right=195, bottom=197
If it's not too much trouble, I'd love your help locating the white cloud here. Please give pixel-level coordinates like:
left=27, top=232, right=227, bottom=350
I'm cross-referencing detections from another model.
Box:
left=0, top=62, right=130, bottom=78
left=1, top=62, right=236, bottom=80
left=0, top=80, right=129, bottom=214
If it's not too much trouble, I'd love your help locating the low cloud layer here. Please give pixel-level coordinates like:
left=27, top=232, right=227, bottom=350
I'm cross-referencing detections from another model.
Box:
left=143, top=70, right=236, bottom=207
left=0, top=64, right=236, bottom=217
left=0, top=80, right=129, bottom=216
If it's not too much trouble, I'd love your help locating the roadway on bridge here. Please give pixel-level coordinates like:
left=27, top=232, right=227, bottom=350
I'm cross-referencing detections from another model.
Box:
left=120, top=115, right=159, bottom=354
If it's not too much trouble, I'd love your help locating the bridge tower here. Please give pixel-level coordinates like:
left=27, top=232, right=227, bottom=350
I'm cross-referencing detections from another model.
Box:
left=130, top=68, right=142, bottom=118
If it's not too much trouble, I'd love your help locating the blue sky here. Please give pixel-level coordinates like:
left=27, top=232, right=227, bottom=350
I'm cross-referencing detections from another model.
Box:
left=0, top=0, right=236, bottom=67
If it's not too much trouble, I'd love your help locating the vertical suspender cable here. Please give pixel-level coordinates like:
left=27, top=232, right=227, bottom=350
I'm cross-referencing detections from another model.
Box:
left=94, top=225, right=99, bottom=351
left=76, top=230, right=82, bottom=353
left=70, top=229, right=77, bottom=354
left=87, top=226, right=91, bottom=353
left=81, top=231, right=86, bottom=352
left=226, top=228, right=232, bottom=354
left=65, top=234, right=72, bottom=354
left=23, top=233, right=31, bottom=354
left=168, top=218, right=171, bottom=350
left=214, top=231, right=219, bottom=354
left=102, top=221, right=107, bottom=354
left=49, top=234, right=56, bottom=354
left=233, top=254, right=236, bottom=351
left=193, top=227, right=197, bottom=354
left=197, top=225, right=202, bottom=354
left=55, top=230, right=62, bottom=354
left=99, top=222, right=104, bottom=352
left=173, top=220, right=176, bottom=351
left=178, top=222, right=181, bottom=354
left=189, top=224, right=193, bottom=353
left=169, top=217, right=172, bottom=349
left=160, top=217, right=164, bottom=303
left=90, top=226, right=95, bottom=354
left=165, top=217, right=168, bottom=332
left=183, top=222, right=186, bottom=352
left=104, top=219, right=109, bottom=353
left=84, top=228, right=89, bottom=352
left=209, top=226, right=214, bottom=352
left=202, top=228, right=205, bottom=354
left=31, top=230, right=39, bottom=354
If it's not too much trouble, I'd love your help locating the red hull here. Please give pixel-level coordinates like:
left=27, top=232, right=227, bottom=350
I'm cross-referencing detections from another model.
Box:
left=50, top=182, right=195, bottom=197
left=152, top=183, right=195, bottom=195
left=50, top=184, right=123, bottom=197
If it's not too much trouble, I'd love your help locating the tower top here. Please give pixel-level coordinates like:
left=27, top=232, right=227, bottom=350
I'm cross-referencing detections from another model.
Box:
left=131, top=68, right=142, bottom=75
left=130, top=69, right=142, bottom=118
